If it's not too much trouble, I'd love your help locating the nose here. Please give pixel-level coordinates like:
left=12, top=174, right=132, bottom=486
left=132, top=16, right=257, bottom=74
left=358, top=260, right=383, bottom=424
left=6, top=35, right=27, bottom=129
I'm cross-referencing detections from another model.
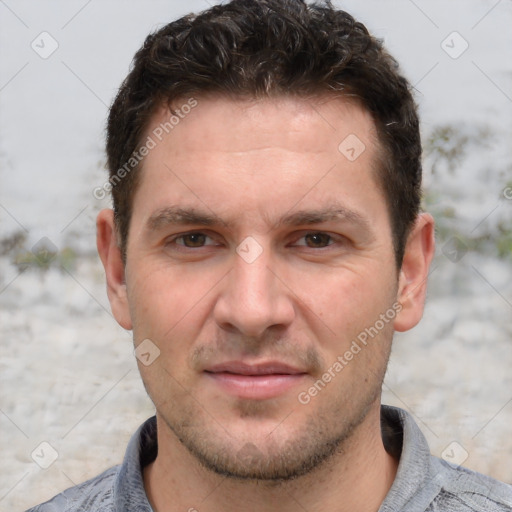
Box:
left=213, top=249, right=296, bottom=338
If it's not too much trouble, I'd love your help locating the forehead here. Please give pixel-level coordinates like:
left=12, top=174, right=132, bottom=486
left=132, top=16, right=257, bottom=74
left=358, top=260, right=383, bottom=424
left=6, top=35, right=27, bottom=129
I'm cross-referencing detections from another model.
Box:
left=131, top=94, right=388, bottom=231
left=148, top=94, right=379, bottom=158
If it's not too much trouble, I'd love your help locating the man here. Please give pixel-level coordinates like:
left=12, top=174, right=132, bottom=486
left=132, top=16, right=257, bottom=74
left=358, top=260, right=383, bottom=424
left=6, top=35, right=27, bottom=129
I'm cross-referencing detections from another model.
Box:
left=28, top=0, right=512, bottom=510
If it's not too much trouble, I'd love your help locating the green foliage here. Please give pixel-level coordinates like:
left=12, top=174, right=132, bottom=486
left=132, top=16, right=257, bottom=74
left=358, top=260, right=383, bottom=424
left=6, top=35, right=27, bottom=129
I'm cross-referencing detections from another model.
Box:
left=0, top=230, right=27, bottom=256
left=424, top=124, right=490, bottom=174
left=423, top=124, right=511, bottom=261
left=13, top=244, right=78, bottom=273
left=1, top=231, right=81, bottom=274
left=496, top=221, right=512, bottom=259
left=59, top=247, right=78, bottom=269
left=421, top=190, right=456, bottom=242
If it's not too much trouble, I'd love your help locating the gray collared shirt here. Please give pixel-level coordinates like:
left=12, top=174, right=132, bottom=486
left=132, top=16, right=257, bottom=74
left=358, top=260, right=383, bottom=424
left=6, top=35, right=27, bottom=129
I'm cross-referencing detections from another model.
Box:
left=26, top=405, right=512, bottom=511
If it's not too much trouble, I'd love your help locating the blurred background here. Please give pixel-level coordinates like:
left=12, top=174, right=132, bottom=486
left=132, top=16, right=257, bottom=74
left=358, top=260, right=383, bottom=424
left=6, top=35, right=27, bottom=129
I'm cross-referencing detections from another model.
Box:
left=0, top=0, right=511, bottom=510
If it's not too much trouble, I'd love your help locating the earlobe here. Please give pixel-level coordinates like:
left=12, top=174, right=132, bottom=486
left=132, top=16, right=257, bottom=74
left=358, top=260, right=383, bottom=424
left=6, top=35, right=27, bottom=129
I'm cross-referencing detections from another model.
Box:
left=96, top=209, right=133, bottom=330
left=394, top=213, right=435, bottom=332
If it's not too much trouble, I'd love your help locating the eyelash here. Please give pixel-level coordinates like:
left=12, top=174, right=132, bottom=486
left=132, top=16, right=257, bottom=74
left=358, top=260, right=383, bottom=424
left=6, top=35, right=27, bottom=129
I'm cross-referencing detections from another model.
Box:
left=166, top=231, right=344, bottom=251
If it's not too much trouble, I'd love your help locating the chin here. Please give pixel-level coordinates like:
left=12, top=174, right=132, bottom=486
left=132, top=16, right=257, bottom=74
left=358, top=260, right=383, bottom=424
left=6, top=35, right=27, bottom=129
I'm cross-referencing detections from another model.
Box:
left=159, top=399, right=370, bottom=483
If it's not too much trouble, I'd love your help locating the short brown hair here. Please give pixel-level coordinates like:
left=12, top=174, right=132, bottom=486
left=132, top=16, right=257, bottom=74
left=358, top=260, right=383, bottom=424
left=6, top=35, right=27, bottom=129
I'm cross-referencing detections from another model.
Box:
left=106, top=0, right=422, bottom=266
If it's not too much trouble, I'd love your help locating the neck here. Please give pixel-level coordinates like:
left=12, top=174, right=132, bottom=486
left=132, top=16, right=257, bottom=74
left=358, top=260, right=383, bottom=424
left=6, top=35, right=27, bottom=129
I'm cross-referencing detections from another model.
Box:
left=143, top=405, right=398, bottom=512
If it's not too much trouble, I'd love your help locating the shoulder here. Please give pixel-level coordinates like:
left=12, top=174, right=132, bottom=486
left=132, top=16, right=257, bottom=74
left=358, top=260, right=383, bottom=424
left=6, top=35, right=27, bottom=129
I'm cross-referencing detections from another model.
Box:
left=25, top=465, right=120, bottom=512
left=428, top=456, right=512, bottom=511
left=25, top=416, right=157, bottom=512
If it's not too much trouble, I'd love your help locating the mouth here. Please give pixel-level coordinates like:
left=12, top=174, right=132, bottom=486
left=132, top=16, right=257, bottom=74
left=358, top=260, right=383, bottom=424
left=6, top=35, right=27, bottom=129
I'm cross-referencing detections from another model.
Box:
left=204, top=361, right=308, bottom=400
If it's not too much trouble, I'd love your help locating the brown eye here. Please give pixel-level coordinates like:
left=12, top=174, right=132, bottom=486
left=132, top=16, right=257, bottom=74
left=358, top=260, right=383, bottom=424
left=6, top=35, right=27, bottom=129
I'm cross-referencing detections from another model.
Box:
left=304, top=233, right=332, bottom=248
left=177, top=233, right=208, bottom=247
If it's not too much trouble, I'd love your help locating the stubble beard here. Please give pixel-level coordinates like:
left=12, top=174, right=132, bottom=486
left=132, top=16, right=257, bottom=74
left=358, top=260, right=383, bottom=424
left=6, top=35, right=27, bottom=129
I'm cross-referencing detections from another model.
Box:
left=143, top=318, right=394, bottom=484
left=153, top=365, right=387, bottom=484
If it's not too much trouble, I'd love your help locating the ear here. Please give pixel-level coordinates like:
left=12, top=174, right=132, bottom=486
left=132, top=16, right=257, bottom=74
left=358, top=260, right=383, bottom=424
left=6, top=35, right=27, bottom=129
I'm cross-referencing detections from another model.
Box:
left=394, top=213, right=435, bottom=332
left=96, top=209, right=133, bottom=330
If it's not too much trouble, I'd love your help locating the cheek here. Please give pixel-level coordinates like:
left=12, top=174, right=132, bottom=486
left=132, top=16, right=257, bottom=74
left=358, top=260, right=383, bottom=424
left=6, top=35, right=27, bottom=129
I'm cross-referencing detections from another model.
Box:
left=127, top=268, right=206, bottom=389
left=126, top=262, right=218, bottom=344
left=298, top=275, right=397, bottom=381
left=297, top=264, right=392, bottom=333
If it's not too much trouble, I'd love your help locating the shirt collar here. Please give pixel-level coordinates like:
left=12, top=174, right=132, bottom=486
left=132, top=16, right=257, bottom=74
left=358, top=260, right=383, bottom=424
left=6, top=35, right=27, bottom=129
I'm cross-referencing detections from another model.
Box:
left=379, top=405, right=445, bottom=511
left=114, top=416, right=157, bottom=511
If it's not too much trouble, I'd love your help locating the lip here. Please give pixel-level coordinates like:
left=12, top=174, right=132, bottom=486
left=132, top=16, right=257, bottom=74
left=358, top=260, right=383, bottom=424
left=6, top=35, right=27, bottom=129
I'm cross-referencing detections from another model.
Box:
left=205, top=361, right=305, bottom=375
left=204, top=361, right=307, bottom=400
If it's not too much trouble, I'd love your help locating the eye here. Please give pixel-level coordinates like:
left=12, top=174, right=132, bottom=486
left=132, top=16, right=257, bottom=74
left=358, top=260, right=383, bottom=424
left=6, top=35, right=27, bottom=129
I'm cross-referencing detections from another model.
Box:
left=293, top=232, right=334, bottom=248
left=169, top=232, right=219, bottom=248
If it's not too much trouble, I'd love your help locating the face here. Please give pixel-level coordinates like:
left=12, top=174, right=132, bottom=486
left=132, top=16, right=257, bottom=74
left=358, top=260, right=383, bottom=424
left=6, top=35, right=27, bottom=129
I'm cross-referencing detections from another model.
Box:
left=98, top=95, right=433, bottom=480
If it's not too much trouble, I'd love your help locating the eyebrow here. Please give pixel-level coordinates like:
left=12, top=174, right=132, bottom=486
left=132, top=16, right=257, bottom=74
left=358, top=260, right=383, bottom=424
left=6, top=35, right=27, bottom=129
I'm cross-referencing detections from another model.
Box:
left=147, top=207, right=227, bottom=231
left=275, top=207, right=371, bottom=231
left=146, top=204, right=371, bottom=232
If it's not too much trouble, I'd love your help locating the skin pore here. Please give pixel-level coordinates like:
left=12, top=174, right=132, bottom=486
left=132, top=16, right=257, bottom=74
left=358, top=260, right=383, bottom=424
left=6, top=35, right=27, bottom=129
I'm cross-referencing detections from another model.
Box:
left=97, top=95, right=434, bottom=512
